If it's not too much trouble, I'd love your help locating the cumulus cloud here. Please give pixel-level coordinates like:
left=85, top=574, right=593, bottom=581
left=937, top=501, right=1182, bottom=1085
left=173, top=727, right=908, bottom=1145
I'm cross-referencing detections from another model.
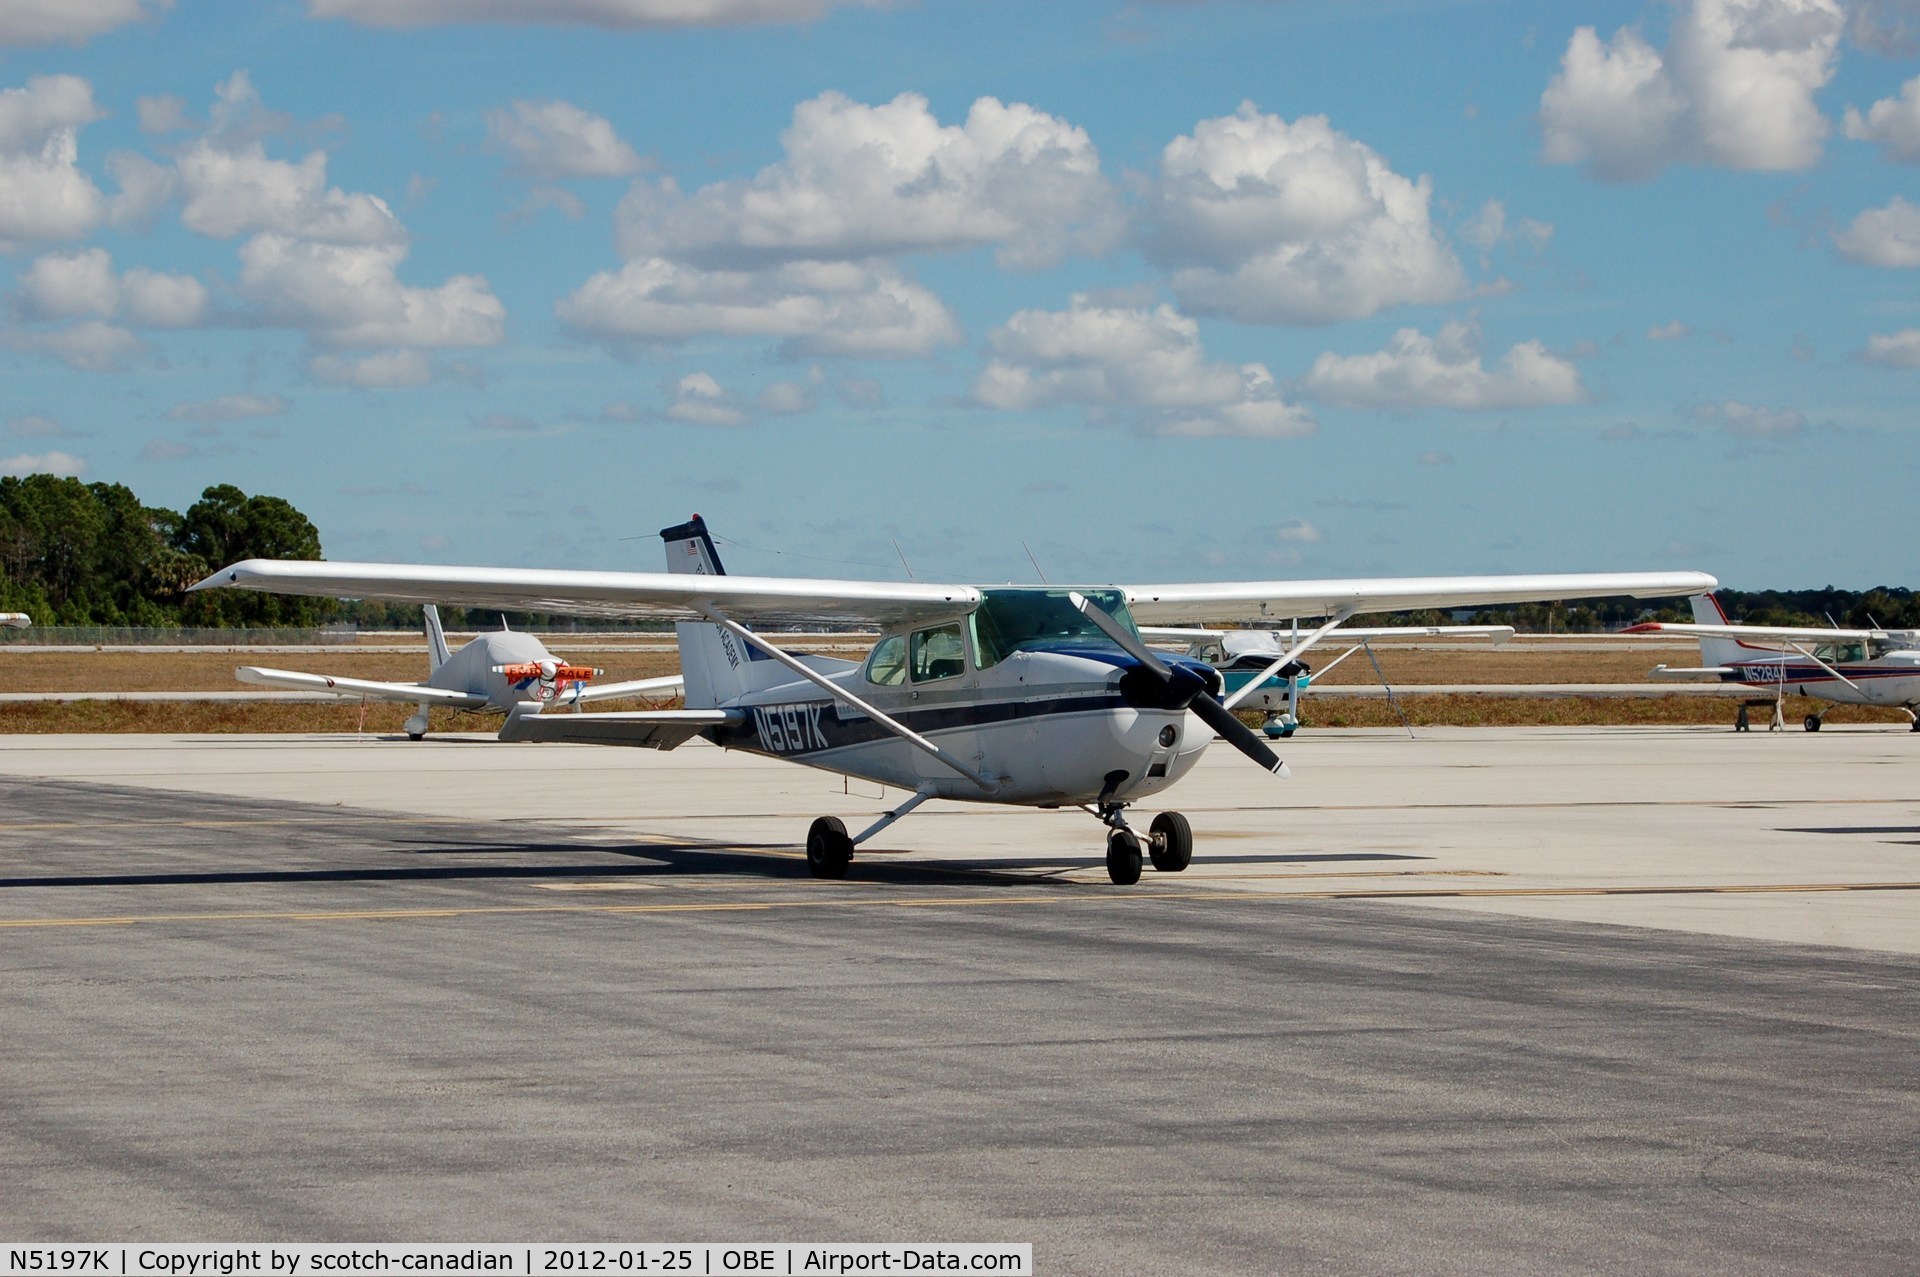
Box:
left=136, top=93, right=192, bottom=134
left=308, top=348, right=436, bottom=387
left=487, top=99, right=644, bottom=178
left=1835, top=196, right=1920, bottom=265
left=1694, top=399, right=1805, bottom=437
left=616, top=92, right=1120, bottom=271
left=1843, top=75, right=1920, bottom=160
left=175, top=75, right=402, bottom=244
left=1860, top=328, right=1920, bottom=366
left=0, top=75, right=107, bottom=245
left=4, top=320, right=145, bottom=371
left=1540, top=0, right=1844, bottom=182
left=755, top=370, right=820, bottom=414
left=1297, top=317, right=1586, bottom=411
left=969, top=295, right=1316, bottom=439
left=7, top=414, right=71, bottom=437
left=0, top=0, right=161, bottom=46
left=1273, top=518, right=1322, bottom=544
left=0, top=448, right=85, bottom=476
left=1648, top=319, right=1693, bottom=340
left=558, top=257, right=959, bottom=359
left=1460, top=199, right=1553, bottom=254
left=237, top=234, right=505, bottom=349
left=17, top=247, right=209, bottom=327
left=1140, top=103, right=1467, bottom=325
left=664, top=372, right=749, bottom=427
left=308, top=0, right=878, bottom=28
left=1849, top=0, right=1920, bottom=55
left=168, top=393, right=288, bottom=422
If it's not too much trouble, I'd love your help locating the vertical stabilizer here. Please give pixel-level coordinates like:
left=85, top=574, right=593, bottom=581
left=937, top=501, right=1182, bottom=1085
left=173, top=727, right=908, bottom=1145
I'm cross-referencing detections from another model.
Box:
left=662, top=515, right=748, bottom=708
left=423, top=604, right=452, bottom=673
left=1689, top=593, right=1748, bottom=668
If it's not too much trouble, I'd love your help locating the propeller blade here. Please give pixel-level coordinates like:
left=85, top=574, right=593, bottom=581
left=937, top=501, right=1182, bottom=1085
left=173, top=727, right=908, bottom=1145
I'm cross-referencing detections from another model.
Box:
left=1189, top=693, right=1289, bottom=777
left=1070, top=591, right=1174, bottom=680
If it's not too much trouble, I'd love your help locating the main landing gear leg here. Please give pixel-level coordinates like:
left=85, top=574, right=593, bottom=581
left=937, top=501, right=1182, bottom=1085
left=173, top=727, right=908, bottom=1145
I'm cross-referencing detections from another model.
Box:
left=1905, top=707, right=1919, bottom=733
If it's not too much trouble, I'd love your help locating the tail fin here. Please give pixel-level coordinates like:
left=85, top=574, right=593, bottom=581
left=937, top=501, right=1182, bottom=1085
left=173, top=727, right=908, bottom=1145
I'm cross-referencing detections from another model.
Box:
left=662, top=514, right=750, bottom=708
left=423, top=604, right=452, bottom=673
left=1689, top=592, right=1746, bottom=668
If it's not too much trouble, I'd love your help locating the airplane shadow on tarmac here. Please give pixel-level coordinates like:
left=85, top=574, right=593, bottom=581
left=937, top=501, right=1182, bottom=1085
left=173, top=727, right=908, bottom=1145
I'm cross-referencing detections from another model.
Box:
left=0, top=774, right=1428, bottom=891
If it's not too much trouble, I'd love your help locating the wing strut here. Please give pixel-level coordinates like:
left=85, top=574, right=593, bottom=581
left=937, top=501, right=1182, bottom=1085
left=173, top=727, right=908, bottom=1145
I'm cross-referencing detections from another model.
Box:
left=1220, top=608, right=1356, bottom=711
left=692, top=604, right=999, bottom=794
left=1787, top=643, right=1863, bottom=692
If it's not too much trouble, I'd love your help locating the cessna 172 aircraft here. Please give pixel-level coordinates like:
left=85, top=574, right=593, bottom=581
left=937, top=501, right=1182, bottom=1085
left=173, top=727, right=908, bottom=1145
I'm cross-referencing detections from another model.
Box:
left=1627, top=593, right=1920, bottom=732
left=1, top=613, right=27, bottom=627
left=191, top=517, right=1713, bottom=883
left=235, top=604, right=682, bottom=739
left=1142, top=623, right=1514, bottom=737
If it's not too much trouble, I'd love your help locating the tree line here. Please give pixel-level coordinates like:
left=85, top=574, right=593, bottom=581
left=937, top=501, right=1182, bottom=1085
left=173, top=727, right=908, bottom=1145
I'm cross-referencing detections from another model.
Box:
left=3, top=472, right=1915, bottom=631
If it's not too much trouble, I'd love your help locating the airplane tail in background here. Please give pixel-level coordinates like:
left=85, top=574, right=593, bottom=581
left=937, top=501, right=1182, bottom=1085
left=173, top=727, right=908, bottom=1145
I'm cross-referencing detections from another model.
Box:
left=1690, top=593, right=1748, bottom=668
left=663, top=514, right=753, bottom=709
left=423, top=604, right=452, bottom=673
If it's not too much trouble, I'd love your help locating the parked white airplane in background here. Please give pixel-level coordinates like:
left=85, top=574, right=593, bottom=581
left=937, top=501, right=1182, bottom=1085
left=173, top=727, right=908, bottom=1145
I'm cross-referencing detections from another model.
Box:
left=192, top=516, right=1713, bottom=883
left=1627, top=593, right=1920, bottom=732
left=1142, top=623, right=1515, bottom=737
left=235, top=604, right=683, bottom=740
left=1, top=613, right=28, bottom=628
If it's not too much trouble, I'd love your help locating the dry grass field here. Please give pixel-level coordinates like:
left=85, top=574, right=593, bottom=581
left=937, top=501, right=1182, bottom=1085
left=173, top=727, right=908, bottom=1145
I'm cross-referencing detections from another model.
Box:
left=1, top=636, right=1911, bottom=732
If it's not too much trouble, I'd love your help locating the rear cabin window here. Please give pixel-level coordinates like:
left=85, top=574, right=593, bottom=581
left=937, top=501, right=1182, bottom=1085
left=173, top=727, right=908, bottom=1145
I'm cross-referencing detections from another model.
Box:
left=865, top=635, right=907, bottom=686
left=910, top=623, right=966, bottom=682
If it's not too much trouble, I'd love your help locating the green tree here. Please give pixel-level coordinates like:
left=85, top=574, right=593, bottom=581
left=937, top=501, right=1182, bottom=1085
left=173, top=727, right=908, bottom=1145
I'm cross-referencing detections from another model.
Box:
left=173, top=484, right=329, bottom=627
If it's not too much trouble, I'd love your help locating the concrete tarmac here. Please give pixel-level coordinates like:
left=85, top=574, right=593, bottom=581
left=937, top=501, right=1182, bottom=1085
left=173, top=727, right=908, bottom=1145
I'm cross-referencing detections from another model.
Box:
left=0, top=729, right=1916, bottom=1271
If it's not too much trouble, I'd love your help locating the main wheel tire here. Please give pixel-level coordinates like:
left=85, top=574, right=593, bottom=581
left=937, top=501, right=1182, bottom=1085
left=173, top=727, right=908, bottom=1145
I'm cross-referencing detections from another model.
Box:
left=1804, top=715, right=1822, bottom=733
left=1910, top=718, right=1920, bottom=733
left=1148, top=810, right=1193, bottom=873
left=1106, top=829, right=1143, bottom=885
left=806, top=816, right=854, bottom=879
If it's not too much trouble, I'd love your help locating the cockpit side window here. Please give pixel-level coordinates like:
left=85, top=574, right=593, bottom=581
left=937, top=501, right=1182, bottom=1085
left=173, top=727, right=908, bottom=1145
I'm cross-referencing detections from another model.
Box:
left=865, top=634, right=907, bottom=686
left=910, top=623, right=966, bottom=682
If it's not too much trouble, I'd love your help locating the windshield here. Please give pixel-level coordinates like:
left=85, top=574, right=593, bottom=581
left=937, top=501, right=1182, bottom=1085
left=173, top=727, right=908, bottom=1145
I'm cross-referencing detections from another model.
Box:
left=970, top=588, right=1136, bottom=669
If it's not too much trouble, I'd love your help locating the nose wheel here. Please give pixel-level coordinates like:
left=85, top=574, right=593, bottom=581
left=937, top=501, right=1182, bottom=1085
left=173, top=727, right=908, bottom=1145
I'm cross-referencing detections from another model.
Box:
left=1148, top=810, right=1192, bottom=872
left=1098, top=806, right=1194, bottom=883
left=1105, top=829, right=1143, bottom=885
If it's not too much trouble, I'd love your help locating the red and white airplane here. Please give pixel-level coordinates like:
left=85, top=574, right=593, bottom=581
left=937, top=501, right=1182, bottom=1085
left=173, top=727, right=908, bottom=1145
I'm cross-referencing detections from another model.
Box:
left=1627, top=593, right=1920, bottom=732
left=235, top=604, right=682, bottom=740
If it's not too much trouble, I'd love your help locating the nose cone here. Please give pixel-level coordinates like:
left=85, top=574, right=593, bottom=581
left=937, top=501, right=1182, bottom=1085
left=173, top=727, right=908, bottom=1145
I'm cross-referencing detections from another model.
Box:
left=539, top=659, right=557, bottom=680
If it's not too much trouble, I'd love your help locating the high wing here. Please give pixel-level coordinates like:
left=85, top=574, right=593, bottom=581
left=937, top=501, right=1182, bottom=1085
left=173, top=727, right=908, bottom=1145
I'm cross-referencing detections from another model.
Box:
left=1622, top=621, right=1888, bottom=644
left=192, top=560, right=977, bottom=627
left=234, top=666, right=491, bottom=708
left=569, top=674, right=685, bottom=704
left=1141, top=624, right=1515, bottom=645
left=195, top=561, right=1714, bottom=630
left=1122, top=572, right=1717, bottom=624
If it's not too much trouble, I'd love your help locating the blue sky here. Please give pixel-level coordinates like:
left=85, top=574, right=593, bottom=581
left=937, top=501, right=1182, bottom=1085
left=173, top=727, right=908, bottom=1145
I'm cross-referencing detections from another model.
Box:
left=2, top=0, right=1918, bottom=588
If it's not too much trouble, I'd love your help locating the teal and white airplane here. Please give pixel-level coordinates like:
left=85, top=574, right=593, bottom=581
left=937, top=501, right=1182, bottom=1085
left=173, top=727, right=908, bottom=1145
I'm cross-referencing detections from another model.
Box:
left=1143, top=623, right=1515, bottom=737
left=191, top=518, right=1711, bottom=883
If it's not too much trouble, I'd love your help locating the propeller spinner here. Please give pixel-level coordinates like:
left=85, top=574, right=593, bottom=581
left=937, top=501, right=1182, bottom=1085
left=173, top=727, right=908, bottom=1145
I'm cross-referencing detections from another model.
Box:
left=1069, top=593, right=1290, bottom=777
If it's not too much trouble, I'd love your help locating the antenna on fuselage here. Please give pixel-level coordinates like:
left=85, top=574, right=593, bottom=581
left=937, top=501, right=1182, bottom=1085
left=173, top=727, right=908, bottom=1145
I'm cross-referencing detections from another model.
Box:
left=892, top=538, right=917, bottom=581
left=1022, top=540, right=1049, bottom=585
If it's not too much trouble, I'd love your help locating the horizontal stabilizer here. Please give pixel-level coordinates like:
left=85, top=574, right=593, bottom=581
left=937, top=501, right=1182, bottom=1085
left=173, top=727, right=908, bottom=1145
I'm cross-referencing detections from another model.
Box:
left=497, top=706, right=737, bottom=750
left=571, top=674, right=686, bottom=704
left=1648, top=664, right=1734, bottom=680
left=235, top=666, right=489, bottom=707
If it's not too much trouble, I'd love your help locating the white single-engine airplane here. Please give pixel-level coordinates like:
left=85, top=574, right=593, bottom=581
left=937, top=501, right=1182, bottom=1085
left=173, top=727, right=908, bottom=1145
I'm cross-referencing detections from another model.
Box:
left=234, top=604, right=682, bottom=740
left=1, top=613, right=29, bottom=628
left=1142, top=623, right=1515, bottom=737
left=1625, top=593, right=1920, bottom=733
left=191, top=516, right=1713, bottom=883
